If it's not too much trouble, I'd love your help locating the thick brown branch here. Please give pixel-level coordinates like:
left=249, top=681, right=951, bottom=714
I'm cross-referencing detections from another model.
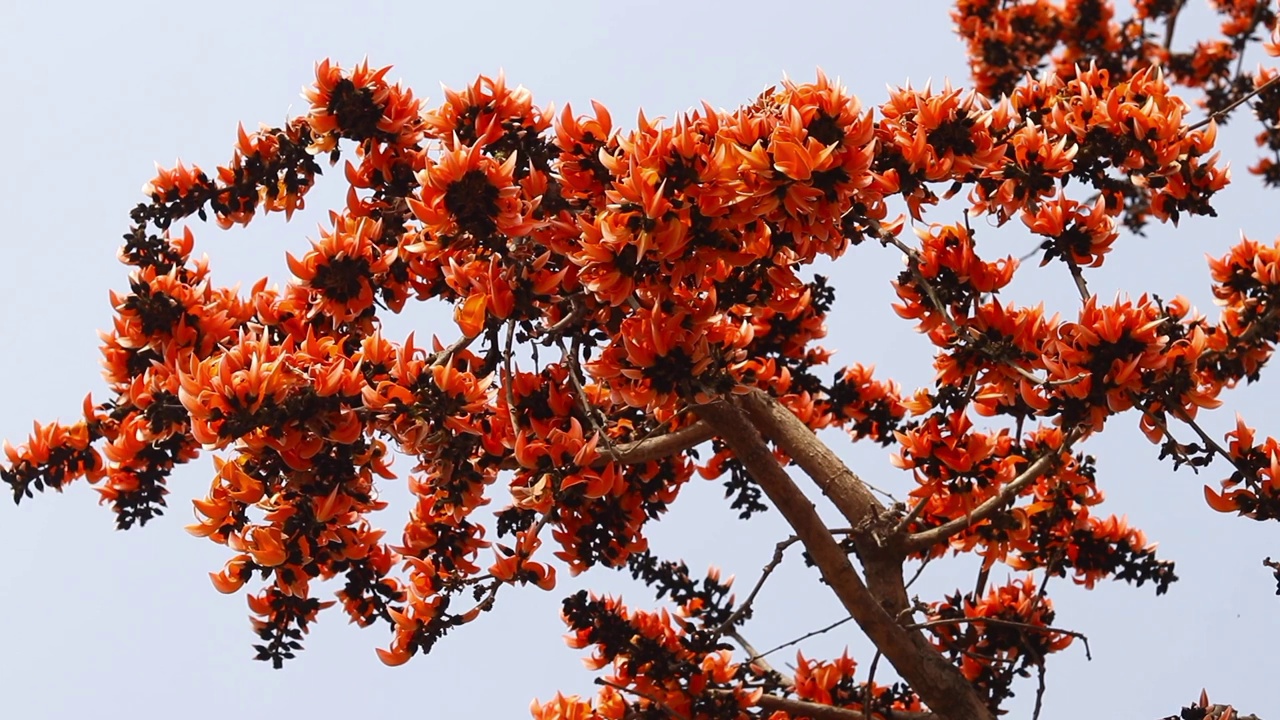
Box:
left=603, top=421, right=714, bottom=465
left=694, top=398, right=995, bottom=720
left=737, top=389, right=885, bottom=529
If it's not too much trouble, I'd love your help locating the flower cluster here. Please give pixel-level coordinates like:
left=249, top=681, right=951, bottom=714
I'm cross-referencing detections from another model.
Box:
left=788, top=651, right=925, bottom=717
left=924, top=577, right=1073, bottom=711
left=5, top=46, right=1279, bottom=719
left=956, top=0, right=1278, bottom=194
left=532, top=588, right=758, bottom=720
left=2, top=395, right=105, bottom=503
left=826, top=363, right=908, bottom=445
left=1204, top=416, right=1280, bottom=520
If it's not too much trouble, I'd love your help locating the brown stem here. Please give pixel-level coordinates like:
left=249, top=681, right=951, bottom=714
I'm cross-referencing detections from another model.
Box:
left=730, top=631, right=795, bottom=688
left=1171, top=406, right=1237, bottom=467
left=895, top=489, right=935, bottom=535
left=1065, top=256, right=1091, bottom=303
left=695, top=398, right=995, bottom=720
left=1161, top=0, right=1185, bottom=50
left=905, top=431, right=1080, bottom=552
left=908, top=617, right=1092, bottom=661
left=597, top=678, right=689, bottom=720
left=503, top=320, right=521, bottom=436
left=496, top=419, right=712, bottom=472
left=601, top=421, right=714, bottom=465
left=533, top=297, right=585, bottom=343
left=863, top=648, right=883, bottom=720
left=753, top=694, right=936, bottom=720
left=427, top=333, right=475, bottom=367
left=558, top=336, right=612, bottom=445
left=1032, top=663, right=1047, bottom=720
left=749, top=615, right=856, bottom=661
left=716, top=536, right=800, bottom=634
left=736, top=389, right=885, bottom=530
left=882, top=234, right=963, bottom=335
left=1189, top=73, right=1280, bottom=131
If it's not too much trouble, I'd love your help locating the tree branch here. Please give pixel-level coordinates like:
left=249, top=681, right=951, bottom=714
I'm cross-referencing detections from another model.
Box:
left=907, top=616, right=1092, bottom=661
left=695, top=397, right=995, bottom=720
left=904, top=431, right=1080, bottom=552
left=497, top=419, right=712, bottom=472
left=716, top=536, right=800, bottom=635
left=730, top=630, right=795, bottom=688
left=737, top=388, right=886, bottom=531
left=750, top=615, right=856, bottom=664
left=596, top=678, right=689, bottom=720
left=602, top=421, right=714, bottom=465
left=753, top=694, right=936, bottom=720
left=1189, top=72, right=1280, bottom=131
left=427, top=333, right=475, bottom=367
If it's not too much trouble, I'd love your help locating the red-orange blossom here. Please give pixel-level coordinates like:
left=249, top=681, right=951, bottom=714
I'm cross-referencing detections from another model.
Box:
left=5, top=2, right=1280, bottom=718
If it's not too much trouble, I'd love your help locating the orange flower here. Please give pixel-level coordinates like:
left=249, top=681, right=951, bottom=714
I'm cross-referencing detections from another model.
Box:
left=286, top=213, right=392, bottom=322
left=210, top=555, right=251, bottom=594
left=408, top=140, right=528, bottom=239
left=305, top=59, right=422, bottom=150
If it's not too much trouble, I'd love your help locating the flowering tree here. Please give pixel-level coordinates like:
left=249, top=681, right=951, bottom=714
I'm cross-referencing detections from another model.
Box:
left=5, top=1, right=1280, bottom=718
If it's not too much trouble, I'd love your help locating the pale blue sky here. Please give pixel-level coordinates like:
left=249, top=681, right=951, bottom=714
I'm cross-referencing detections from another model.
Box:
left=0, top=1, right=1275, bottom=718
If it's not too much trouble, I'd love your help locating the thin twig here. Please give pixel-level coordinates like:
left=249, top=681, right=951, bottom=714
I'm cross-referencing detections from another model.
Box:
left=631, top=403, right=696, bottom=444
left=904, top=556, right=932, bottom=591
left=751, top=693, right=936, bottom=720
left=907, top=616, right=1092, bottom=661
left=730, top=631, right=795, bottom=688
left=596, top=678, right=690, bottom=720
left=861, top=480, right=901, bottom=504
left=1162, top=0, right=1185, bottom=51
left=717, top=536, right=801, bottom=634
left=1189, top=73, right=1280, bottom=131
left=1172, top=407, right=1238, bottom=468
left=974, top=565, right=991, bottom=599
left=1008, top=364, right=1089, bottom=388
left=457, top=576, right=505, bottom=621
left=557, top=336, right=614, bottom=449
left=1064, top=256, right=1090, bottom=303
left=881, top=234, right=963, bottom=335
left=532, top=298, right=586, bottom=344
left=1032, top=662, right=1047, bottom=720
left=503, top=320, right=521, bottom=436
left=862, top=648, right=883, bottom=719
left=894, top=490, right=934, bottom=535
left=1136, top=394, right=1248, bottom=476
left=1037, top=548, right=1065, bottom=599
left=1138, top=400, right=1199, bottom=470
left=749, top=615, right=857, bottom=661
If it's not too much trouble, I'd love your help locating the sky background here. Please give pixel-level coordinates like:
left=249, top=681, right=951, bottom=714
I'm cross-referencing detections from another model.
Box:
left=1, top=1, right=1276, bottom=718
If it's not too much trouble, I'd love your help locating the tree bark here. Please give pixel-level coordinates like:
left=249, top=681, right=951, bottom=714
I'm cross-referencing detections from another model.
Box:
left=695, top=397, right=995, bottom=720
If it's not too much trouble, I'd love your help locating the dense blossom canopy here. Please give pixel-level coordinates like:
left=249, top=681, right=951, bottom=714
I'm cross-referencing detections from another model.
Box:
left=5, top=1, right=1280, bottom=718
